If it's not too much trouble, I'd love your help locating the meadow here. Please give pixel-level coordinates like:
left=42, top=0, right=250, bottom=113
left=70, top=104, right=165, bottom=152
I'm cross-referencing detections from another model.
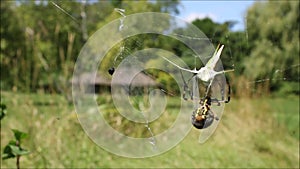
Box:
left=1, top=1, right=299, bottom=168
left=0, top=90, right=299, bottom=168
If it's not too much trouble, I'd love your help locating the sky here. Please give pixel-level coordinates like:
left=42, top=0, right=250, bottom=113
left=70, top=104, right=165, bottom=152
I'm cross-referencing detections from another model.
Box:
left=177, top=1, right=256, bottom=31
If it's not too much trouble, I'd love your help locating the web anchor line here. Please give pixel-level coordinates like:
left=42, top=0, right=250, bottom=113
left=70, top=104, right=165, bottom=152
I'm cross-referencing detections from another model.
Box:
left=274, top=64, right=300, bottom=73
left=248, top=64, right=300, bottom=84
left=248, top=77, right=300, bottom=84
left=114, top=8, right=126, bottom=31
left=172, top=33, right=211, bottom=41
left=141, top=112, right=157, bottom=151
left=108, top=8, right=128, bottom=76
left=51, top=1, right=80, bottom=25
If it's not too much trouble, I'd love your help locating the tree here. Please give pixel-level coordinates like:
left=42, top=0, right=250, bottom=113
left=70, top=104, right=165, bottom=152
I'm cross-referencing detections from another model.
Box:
left=191, top=17, right=244, bottom=72
left=244, top=1, right=299, bottom=84
left=0, top=0, right=186, bottom=94
left=0, top=1, right=26, bottom=91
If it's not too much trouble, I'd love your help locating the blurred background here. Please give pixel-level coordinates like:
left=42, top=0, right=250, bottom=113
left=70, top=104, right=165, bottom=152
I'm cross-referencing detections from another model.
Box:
left=1, top=0, right=299, bottom=168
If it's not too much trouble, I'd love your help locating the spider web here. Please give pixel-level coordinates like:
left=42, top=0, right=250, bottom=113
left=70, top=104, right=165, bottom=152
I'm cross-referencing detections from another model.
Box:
left=53, top=1, right=299, bottom=150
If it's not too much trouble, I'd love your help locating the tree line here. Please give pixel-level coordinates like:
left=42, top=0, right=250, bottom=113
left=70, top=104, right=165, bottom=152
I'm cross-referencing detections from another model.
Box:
left=1, top=0, right=299, bottom=96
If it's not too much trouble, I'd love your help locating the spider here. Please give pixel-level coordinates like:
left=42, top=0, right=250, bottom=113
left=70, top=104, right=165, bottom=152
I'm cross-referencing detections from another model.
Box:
left=162, top=44, right=232, bottom=129
left=191, top=80, right=231, bottom=129
left=191, top=96, right=216, bottom=129
left=161, top=44, right=234, bottom=99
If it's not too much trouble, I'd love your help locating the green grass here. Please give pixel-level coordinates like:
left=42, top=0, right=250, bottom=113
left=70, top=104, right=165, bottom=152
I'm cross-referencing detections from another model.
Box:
left=267, top=96, right=299, bottom=139
left=0, top=91, right=299, bottom=168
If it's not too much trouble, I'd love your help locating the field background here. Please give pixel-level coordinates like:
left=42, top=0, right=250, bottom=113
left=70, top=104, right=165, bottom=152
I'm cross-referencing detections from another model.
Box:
left=1, top=91, right=299, bottom=168
left=1, top=1, right=299, bottom=168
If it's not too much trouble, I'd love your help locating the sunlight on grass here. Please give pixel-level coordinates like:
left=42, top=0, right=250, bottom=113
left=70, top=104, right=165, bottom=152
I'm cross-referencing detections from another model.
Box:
left=1, top=91, right=299, bottom=168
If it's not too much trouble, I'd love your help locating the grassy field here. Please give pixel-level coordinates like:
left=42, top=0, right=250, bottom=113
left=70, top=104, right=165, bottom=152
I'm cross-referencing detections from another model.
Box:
left=0, top=91, right=299, bottom=168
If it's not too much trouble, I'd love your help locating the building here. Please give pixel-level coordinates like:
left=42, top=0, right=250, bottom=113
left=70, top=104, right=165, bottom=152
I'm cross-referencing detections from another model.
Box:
left=71, top=68, right=158, bottom=94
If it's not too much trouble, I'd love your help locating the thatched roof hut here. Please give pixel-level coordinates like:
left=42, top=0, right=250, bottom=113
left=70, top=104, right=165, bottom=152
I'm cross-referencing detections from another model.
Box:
left=72, top=68, right=157, bottom=93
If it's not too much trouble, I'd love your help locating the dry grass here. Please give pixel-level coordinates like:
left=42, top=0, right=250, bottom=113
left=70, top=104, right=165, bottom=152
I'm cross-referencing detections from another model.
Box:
left=1, top=91, right=299, bottom=168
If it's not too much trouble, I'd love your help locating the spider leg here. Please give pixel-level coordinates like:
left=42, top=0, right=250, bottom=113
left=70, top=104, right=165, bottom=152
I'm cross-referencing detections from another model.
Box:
left=208, top=109, right=219, bottom=121
left=225, top=78, right=231, bottom=103
left=210, top=98, right=221, bottom=106
left=214, top=76, right=226, bottom=104
left=215, top=70, right=232, bottom=103
left=205, top=78, right=214, bottom=97
left=210, top=76, right=231, bottom=104
left=180, top=70, right=189, bottom=100
left=186, top=73, right=199, bottom=100
left=180, top=70, right=195, bottom=100
left=218, top=76, right=231, bottom=103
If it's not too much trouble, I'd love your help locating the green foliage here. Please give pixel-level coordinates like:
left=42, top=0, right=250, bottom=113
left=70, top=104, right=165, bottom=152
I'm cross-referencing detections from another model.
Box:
left=1, top=91, right=299, bottom=168
left=189, top=2, right=298, bottom=95
left=2, top=129, right=30, bottom=160
left=191, top=17, right=248, bottom=72
left=268, top=96, right=300, bottom=139
left=0, top=101, right=7, bottom=120
left=0, top=1, right=180, bottom=93
left=2, top=141, right=30, bottom=160
left=192, top=18, right=236, bottom=44
left=245, top=1, right=299, bottom=82
left=274, top=81, right=300, bottom=97
left=1, top=0, right=297, bottom=95
left=11, top=129, right=29, bottom=142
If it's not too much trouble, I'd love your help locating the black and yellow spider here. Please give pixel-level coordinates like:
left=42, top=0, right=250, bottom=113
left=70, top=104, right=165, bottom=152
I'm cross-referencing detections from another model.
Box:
left=191, top=80, right=231, bottom=129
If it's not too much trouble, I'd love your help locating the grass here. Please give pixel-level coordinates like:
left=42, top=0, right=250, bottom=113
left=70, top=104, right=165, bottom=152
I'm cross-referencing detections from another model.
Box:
left=267, top=96, right=299, bottom=139
left=0, top=91, right=299, bottom=168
